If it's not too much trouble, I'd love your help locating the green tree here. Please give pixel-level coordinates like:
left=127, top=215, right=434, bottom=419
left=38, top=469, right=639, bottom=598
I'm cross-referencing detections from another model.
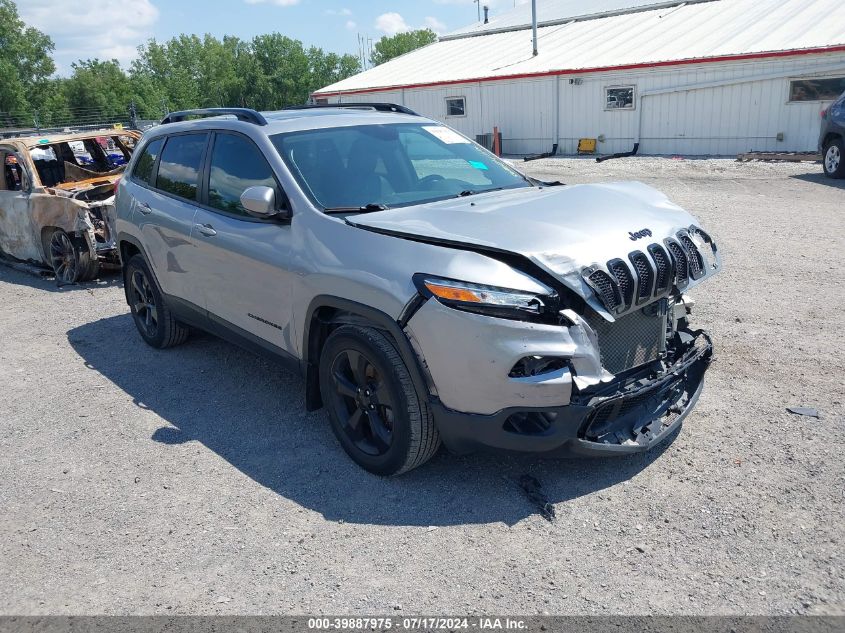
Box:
left=0, top=0, right=55, bottom=118
left=63, top=60, right=133, bottom=118
left=370, top=29, right=437, bottom=66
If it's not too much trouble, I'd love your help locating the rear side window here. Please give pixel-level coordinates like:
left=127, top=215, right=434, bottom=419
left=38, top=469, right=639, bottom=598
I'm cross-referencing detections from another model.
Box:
left=155, top=134, right=207, bottom=200
left=207, top=134, right=277, bottom=216
left=132, top=138, right=163, bottom=185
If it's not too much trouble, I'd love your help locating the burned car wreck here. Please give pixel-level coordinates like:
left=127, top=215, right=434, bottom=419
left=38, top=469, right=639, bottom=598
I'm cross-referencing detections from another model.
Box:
left=0, top=130, right=140, bottom=282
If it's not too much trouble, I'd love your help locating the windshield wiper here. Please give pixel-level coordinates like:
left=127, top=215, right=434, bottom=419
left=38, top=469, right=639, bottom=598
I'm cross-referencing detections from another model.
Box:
left=456, top=187, right=505, bottom=198
left=323, top=203, right=389, bottom=214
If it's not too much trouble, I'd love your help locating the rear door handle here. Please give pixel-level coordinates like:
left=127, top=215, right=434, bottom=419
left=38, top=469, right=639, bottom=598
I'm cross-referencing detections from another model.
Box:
left=137, top=202, right=153, bottom=215
left=194, top=223, right=217, bottom=237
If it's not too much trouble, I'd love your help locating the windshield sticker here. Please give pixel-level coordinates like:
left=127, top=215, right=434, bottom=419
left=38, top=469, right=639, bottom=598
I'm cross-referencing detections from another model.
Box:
left=423, top=126, right=470, bottom=144
left=467, top=160, right=489, bottom=171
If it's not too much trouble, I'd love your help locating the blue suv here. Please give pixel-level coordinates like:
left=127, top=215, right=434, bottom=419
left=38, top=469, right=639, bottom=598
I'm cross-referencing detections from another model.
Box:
left=820, top=90, right=845, bottom=179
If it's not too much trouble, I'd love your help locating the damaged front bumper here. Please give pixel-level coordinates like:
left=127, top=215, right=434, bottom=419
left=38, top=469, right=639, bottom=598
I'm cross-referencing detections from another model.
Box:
left=430, top=329, right=713, bottom=456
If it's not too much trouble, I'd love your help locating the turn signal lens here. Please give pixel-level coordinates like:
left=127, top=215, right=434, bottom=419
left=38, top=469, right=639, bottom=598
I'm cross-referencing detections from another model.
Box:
left=413, top=274, right=554, bottom=321
left=423, top=281, right=484, bottom=303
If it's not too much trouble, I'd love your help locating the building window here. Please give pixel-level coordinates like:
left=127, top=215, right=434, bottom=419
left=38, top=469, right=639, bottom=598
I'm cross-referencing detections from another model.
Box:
left=605, top=86, right=635, bottom=110
left=446, top=97, right=466, bottom=117
left=789, top=77, right=845, bottom=102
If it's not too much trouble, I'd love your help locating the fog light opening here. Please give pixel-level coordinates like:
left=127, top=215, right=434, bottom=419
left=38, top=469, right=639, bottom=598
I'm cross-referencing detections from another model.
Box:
left=509, top=356, right=567, bottom=378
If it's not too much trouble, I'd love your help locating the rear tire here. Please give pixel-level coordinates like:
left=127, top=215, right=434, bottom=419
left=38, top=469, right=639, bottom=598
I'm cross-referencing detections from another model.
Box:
left=124, top=254, right=189, bottom=349
left=49, top=229, right=99, bottom=283
left=823, top=137, right=844, bottom=179
left=319, top=325, right=440, bottom=476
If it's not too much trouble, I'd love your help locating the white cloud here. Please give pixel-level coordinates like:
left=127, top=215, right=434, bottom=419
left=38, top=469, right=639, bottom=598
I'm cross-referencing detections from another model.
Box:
left=345, top=20, right=357, bottom=31
left=19, top=0, right=159, bottom=72
left=374, top=12, right=411, bottom=36
left=424, top=16, right=447, bottom=33
left=244, top=0, right=300, bottom=6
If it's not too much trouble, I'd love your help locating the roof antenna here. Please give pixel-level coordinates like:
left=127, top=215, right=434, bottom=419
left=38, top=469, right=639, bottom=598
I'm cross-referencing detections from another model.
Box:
left=531, top=0, right=538, bottom=56
left=483, top=5, right=489, bottom=23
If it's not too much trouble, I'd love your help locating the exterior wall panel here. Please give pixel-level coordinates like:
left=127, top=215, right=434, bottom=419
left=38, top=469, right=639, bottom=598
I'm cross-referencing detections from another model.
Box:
left=328, top=53, right=845, bottom=156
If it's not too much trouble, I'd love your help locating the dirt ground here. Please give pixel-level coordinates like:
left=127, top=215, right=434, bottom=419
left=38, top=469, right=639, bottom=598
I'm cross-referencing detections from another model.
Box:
left=1, top=157, right=843, bottom=616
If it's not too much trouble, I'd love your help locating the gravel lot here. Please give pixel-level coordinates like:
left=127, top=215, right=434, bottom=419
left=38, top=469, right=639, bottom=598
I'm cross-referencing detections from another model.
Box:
left=1, top=158, right=843, bottom=616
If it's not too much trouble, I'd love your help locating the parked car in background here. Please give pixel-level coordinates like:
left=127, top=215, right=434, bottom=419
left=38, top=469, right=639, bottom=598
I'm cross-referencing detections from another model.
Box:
left=820, top=90, right=845, bottom=179
left=115, top=106, right=721, bottom=476
left=0, top=129, right=141, bottom=282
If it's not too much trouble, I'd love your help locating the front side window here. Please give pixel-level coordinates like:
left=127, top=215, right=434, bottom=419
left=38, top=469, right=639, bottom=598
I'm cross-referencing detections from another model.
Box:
left=272, top=123, right=529, bottom=211
left=133, top=138, right=163, bottom=185
left=789, top=77, right=845, bottom=102
left=606, top=86, right=635, bottom=110
left=207, top=134, right=278, bottom=216
left=155, top=134, right=207, bottom=201
left=446, top=97, right=466, bottom=117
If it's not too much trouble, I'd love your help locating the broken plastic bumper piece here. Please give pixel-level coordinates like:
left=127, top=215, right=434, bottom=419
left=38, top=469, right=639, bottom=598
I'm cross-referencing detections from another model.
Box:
left=431, top=329, right=713, bottom=456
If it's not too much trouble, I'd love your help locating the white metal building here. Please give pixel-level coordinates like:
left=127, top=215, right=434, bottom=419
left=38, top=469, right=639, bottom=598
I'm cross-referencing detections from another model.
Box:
left=314, top=0, right=845, bottom=156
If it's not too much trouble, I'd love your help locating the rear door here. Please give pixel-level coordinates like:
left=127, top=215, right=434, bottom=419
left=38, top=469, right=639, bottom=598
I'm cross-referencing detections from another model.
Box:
left=187, top=131, right=296, bottom=352
left=132, top=133, right=208, bottom=308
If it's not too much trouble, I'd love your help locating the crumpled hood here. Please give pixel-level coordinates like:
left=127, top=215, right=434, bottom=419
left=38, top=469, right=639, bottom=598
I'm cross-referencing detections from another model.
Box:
left=348, top=182, right=719, bottom=319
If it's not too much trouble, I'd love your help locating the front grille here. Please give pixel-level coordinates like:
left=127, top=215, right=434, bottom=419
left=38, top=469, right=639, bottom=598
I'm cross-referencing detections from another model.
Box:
left=582, top=232, right=710, bottom=315
left=587, top=304, right=666, bottom=374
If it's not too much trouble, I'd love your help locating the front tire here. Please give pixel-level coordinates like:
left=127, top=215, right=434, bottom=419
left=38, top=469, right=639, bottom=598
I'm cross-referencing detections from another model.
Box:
left=49, top=229, right=98, bottom=283
left=823, top=138, right=844, bottom=179
left=319, top=325, right=440, bottom=476
left=124, top=254, right=189, bottom=349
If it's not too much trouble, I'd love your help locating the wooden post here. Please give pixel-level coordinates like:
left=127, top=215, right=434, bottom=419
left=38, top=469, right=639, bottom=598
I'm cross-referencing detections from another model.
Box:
left=493, top=126, right=501, bottom=156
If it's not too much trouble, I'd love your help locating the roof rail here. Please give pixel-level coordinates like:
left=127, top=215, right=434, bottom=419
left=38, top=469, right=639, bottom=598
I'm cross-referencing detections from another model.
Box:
left=285, top=103, right=419, bottom=116
left=160, top=108, right=268, bottom=126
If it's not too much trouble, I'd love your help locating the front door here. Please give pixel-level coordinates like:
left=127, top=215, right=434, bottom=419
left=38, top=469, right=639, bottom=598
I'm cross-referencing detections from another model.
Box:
left=186, top=132, right=296, bottom=352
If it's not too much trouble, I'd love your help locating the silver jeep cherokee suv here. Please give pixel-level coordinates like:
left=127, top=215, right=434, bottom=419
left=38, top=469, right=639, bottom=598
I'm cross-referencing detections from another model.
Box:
left=115, top=105, right=721, bottom=476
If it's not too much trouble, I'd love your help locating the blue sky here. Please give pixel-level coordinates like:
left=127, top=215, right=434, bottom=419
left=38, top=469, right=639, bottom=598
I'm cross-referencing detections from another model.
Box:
left=20, top=0, right=527, bottom=75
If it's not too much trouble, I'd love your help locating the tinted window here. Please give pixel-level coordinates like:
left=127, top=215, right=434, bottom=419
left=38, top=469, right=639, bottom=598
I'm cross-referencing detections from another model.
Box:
left=155, top=134, right=207, bottom=200
left=789, top=77, right=845, bottom=102
left=446, top=97, right=465, bottom=117
left=133, top=138, right=163, bottom=184
left=207, top=134, right=277, bottom=216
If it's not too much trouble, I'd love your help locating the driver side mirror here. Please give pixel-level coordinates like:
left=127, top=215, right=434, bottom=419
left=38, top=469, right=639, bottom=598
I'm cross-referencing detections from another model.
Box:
left=240, top=185, right=290, bottom=220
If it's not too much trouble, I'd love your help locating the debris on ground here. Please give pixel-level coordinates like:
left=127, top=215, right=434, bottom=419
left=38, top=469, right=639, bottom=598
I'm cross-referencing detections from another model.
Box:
left=517, top=474, right=556, bottom=522
left=787, top=407, right=820, bottom=418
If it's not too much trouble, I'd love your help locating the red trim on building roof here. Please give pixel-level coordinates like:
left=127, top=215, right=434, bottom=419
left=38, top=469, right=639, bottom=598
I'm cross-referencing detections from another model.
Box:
left=314, top=45, right=845, bottom=97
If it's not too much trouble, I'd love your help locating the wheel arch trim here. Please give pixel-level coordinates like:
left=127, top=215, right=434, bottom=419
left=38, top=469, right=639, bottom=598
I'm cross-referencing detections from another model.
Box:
left=301, top=295, right=435, bottom=412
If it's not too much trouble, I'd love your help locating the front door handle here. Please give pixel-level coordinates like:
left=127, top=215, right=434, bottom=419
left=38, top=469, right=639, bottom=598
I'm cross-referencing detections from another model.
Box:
left=137, top=202, right=153, bottom=215
left=194, top=223, right=217, bottom=237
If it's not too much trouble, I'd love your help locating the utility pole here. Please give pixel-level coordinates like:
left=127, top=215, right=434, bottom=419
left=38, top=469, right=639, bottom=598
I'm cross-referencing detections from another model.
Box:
left=531, top=0, right=539, bottom=56
left=474, top=0, right=480, bottom=22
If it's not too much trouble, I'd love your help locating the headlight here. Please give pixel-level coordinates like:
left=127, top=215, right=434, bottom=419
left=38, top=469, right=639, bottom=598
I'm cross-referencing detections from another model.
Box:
left=413, top=274, right=556, bottom=321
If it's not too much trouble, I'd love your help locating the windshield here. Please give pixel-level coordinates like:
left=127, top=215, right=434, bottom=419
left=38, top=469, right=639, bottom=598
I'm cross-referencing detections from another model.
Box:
left=271, top=123, right=530, bottom=211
